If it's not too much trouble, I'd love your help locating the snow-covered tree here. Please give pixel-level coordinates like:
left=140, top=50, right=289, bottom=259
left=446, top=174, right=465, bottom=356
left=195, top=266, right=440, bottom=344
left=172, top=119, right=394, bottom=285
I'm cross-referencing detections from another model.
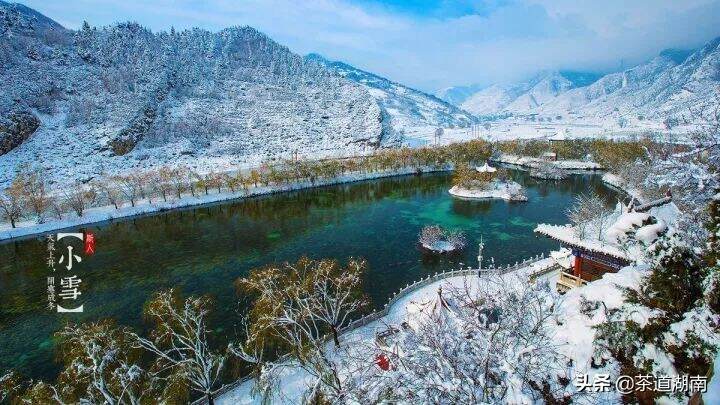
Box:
left=0, top=179, right=23, bottom=227
left=2, top=321, right=155, bottom=404
left=168, top=166, right=189, bottom=199
left=530, top=161, right=567, bottom=180
left=595, top=224, right=720, bottom=403
left=566, top=191, right=612, bottom=240
left=16, top=165, right=52, bottom=223
left=340, top=275, right=574, bottom=404
left=132, top=289, right=226, bottom=405
left=94, top=178, right=123, bottom=209
left=236, top=257, right=367, bottom=399
left=418, top=225, right=466, bottom=252
left=56, top=321, right=154, bottom=404
left=648, top=91, right=720, bottom=243
left=150, top=167, right=174, bottom=202
left=0, top=371, right=24, bottom=403
left=113, top=174, right=143, bottom=207
left=62, top=181, right=96, bottom=217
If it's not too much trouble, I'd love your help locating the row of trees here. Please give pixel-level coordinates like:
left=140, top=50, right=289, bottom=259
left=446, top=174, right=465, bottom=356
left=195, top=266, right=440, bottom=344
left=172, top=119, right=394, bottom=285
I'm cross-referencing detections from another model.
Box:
left=0, top=137, right=659, bottom=230
left=495, top=137, right=653, bottom=170
left=0, top=140, right=495, bottom=228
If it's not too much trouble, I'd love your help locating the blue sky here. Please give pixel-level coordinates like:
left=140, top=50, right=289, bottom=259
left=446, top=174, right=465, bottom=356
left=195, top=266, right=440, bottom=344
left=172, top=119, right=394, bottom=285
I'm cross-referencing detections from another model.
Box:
left=18, top=0, right=720, bottom=92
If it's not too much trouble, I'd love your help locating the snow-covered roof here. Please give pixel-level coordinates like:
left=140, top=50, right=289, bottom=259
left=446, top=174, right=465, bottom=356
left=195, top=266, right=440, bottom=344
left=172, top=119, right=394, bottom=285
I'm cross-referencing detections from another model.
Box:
left=535, top=205, right=672, bottom=262
left=475, top=162, right=497, bottom=173
left=605, top=212, right=650, bottom=243
left=549, top=132, right=567, bottom=141
left=550, top=248, right=573, bottom=269
left=534, top=223, right=632, bottom=261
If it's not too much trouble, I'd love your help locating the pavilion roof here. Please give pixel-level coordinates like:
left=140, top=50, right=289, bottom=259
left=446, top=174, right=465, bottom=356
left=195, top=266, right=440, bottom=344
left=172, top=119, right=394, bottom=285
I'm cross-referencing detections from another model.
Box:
left=476, top=162, right=497, bottom=173
left=534, top=223, right=631, bottom=261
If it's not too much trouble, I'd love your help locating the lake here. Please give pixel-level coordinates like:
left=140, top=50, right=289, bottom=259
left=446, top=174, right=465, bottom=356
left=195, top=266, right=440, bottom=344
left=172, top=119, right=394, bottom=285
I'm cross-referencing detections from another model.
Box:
left=0, top=169, right=618, bottom=380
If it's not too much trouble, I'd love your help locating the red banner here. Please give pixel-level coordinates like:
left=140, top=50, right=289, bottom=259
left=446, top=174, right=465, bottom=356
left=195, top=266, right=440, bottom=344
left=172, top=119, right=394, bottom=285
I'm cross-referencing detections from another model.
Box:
left=84, top=231, right=95, bottom=255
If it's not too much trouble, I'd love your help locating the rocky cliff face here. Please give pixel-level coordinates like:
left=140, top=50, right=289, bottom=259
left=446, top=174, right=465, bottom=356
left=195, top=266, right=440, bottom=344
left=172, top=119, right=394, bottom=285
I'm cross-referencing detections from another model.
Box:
left=0, top=112, right=40, bottom=156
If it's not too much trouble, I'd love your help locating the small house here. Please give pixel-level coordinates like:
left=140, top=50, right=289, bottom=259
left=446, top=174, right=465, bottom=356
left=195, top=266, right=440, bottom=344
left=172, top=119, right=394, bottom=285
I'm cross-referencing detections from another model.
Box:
left=535, top=197, right=674, bottom=293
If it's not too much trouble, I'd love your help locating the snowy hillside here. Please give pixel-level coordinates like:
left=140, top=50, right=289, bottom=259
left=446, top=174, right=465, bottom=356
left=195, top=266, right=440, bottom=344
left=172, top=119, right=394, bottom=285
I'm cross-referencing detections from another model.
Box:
left=307, top=54, right=477, bottom=140
left=435, top=84, right=485, bottom=106
left=460, top=70, right=601, bottom=116
left=0, top=2, right=389, bottom=188
left=457, top=39, right=720, bottom=126
left=535, top=44, right=716, bottom=122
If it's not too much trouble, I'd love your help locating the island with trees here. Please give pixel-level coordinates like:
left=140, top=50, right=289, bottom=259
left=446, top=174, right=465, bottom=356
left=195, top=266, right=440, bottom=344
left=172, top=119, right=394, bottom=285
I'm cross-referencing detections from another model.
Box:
left=448, top=162, right=527, bottom=201
left=418, top=225, right=467, bottom=253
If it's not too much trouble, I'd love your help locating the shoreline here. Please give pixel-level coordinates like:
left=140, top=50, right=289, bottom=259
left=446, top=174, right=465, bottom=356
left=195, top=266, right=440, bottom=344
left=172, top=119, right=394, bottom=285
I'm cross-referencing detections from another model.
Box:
left=0, top=165, right=451, bottom=243
left=210, top=254, right=556, bottom=404
left=0, top=158, right=632, bottom=244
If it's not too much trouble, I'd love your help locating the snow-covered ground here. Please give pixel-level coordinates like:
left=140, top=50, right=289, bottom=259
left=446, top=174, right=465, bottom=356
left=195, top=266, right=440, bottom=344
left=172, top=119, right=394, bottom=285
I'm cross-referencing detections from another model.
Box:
left=401, top=118, right=682, bottom=149
left=601, top=172, right=646, bottom=203
left=448, top=180, right=527, bottom=201
left=217, top=237, right=714, bottom=405
left=421, top=240, right=456, bottom=253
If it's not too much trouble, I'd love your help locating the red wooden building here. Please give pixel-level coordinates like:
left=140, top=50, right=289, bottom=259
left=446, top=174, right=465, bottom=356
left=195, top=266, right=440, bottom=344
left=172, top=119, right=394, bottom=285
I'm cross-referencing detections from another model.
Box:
left=535, top=224, right=633, bottom=292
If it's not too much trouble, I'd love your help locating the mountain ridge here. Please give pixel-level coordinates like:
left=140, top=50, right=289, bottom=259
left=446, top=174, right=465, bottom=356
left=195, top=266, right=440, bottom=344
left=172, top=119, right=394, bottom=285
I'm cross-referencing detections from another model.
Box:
left=0, top=2, right=401, bottom=187
left=455, top=39, right=719, bottom=123
left=306, top=53, right=477, bottom=137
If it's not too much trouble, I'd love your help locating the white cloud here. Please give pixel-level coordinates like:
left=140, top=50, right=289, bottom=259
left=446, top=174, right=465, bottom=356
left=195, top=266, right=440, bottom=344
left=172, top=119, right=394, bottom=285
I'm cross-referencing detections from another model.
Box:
left=20, top=0, right=720, bottom=91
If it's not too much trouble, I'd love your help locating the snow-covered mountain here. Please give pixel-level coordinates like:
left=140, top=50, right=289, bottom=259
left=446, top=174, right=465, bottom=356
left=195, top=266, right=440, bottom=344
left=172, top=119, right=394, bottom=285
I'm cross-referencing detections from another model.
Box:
left=460, top=70, right=601, bottom=116
left=435, top=84, right=486, bottom=106
left=0, top=2, right=416, bottom=187
left=457, top=40, right=719, bottom=125
left=530, top=46, right=712, bottom=122
left=306, top=54, right=477, bottom=138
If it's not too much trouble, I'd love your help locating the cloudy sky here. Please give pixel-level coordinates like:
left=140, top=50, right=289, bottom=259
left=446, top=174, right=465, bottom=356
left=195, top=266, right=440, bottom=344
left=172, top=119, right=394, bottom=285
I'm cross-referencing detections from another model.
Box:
left=20, top=0, right=720, bottom=92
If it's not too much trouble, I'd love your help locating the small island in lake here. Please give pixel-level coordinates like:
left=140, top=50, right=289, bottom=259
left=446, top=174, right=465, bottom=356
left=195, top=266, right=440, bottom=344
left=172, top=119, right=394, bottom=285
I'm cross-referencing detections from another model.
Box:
left=418, top=225, right=467, bottom=253
left=449, top=163, right=527, bottom=201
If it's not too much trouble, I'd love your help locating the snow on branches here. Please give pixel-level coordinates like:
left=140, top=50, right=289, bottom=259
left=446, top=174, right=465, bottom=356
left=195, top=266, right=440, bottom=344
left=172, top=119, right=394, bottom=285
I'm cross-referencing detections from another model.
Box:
left=566, top=191, right=613, bottom=240
left=132, top=289, right=226, bottom=405
left=235, top=257, right=368, bottom=400
left=338, top=275, right=577, bottom=404
left=418, top=225, right=467, bottom=253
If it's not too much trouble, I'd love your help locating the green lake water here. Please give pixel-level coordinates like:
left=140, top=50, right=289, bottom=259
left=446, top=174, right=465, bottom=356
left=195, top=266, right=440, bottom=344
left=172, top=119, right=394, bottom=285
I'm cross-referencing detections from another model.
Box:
left=0, top=170, right=618, bottom=380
